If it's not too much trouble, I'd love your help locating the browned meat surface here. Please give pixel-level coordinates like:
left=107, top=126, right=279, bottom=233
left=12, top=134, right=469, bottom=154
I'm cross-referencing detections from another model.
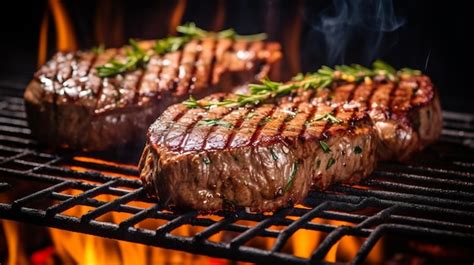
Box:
left=138, top=73, right=442, bottom=212
left=24, top=39, right=282, bottom=151
left=327, top=76, right=442, bottom=160
left=139, top=90, right=378, bottom=212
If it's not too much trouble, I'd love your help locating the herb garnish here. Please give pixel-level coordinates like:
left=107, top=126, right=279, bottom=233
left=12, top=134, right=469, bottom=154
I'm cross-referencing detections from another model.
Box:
left=315, top=158, right=321, bottom=169
left=284, top=161, right=299, bottom=193
left=314, top=112, right=342, bottom=124
left=203, top=157, right=211, bottom=165
left=354, top=146, right=363, bottom=154
left=96, top=22, right=267, bottom=77
left=198, top=119, right=233, bottom=128
left=183, top=60, right=421, bottom=109
left=326, top=157, right=336, bottom=169
left=269, top=148, right=279, bottom=161
left=319, top=140, right=331, bottom=153
left=92, top=44, right=105, bottom=55
left=96, top=39, right=150, bottom=77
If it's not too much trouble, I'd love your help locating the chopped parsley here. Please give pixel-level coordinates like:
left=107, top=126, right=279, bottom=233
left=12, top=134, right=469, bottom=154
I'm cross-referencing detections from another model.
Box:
left=269, top=148, right=279, bottom=161
left=203, top=157, right=211, bottom=165
left=284, top=161, right=299, bottom=193
left=354, top=146, right=363, bottom=154
left=314, top=112, right=342, bottom=124
left=319, top=140, right=331, bottom=153
left=198, top=119, right=233, bottom=128
left=315, top=158, right=321, bottom=169
left=326, top=157, right=336, bottom=169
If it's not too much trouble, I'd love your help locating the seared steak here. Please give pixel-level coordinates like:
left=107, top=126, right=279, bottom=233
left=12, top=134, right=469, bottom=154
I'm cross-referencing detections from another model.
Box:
left=324, top=75, right=442, bottom=160
left=139, top=72, right=442, bottom=212
left=24, top=39, right=281, bottom=151
left=139, top=90, right=378, bottom=212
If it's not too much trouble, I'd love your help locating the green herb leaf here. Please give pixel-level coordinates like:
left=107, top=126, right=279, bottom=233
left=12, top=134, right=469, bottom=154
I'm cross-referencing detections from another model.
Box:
left=198, top=119, right=233, bottom=128
left=326, top=157, right=336, bottom=169
left=269, top=148, right=279, bottom=161
left=182, top=96, right=200, bottom=108
left=319, top=140, right=331, bottom=153
left=315, top=158, right=321, bottom=169
left=183, top=60, right=422, bottom=109
left=97, top=22, right=267, bottom=77
left=96, top=39, right=150, bottom=77
left=354, top=146, right=363, bottom=154
left=203, top=156, right=211, bottom=165
left=314, top=112, right=342, bottom=124
left=284, top=162, right=299, bottom=193
left=92, top=44, right=105, bottom=55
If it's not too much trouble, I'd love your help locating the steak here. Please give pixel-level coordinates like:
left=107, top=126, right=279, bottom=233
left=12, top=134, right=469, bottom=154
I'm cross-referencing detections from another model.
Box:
left=322, top=75, right=442, bottom=160
left=139, top=73, right=442, bottom=212
left=24, top=39, right=281, bottom=151
left=139, top=90, right=378, bottom=212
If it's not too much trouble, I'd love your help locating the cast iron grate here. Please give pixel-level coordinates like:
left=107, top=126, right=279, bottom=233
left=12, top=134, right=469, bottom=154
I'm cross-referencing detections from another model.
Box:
left=0, top=85, right=473, bottom=264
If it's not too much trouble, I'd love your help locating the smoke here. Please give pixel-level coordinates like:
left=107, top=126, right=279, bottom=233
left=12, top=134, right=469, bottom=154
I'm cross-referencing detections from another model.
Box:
left=307, top=0, right=405, bottom=66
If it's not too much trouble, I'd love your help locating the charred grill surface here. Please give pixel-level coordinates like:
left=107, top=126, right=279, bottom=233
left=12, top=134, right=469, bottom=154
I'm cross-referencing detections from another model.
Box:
left=140, top=90, right=377, bottom=212
left=24, top=40, right=282, bottom=151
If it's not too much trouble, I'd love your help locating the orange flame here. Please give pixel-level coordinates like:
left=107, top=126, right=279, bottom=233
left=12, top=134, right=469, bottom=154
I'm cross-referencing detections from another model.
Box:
left=49, top=0, right=77, bottom=51
left=37, top=0, right=78, bottom=66
left=168, top=0, right=187, bottom=34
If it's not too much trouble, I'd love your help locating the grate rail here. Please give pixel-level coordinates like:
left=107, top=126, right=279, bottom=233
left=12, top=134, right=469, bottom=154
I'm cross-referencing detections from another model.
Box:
left=0, top=86, right=473, bottom=264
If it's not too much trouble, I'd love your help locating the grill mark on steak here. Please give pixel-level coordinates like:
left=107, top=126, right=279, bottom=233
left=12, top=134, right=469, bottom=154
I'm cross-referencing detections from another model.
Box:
left=175, top=40, right=201, bottom=98
left=60, top=52, right=96, bottom=102
left=411, top=76, right=434, bottom=107
left=302, top=104, right=335, bottom=140
left=138, top=55, right=163, bottom=105
left=332, top=83, right=356, bottom=103
left=279, top=89, right=315, bottom=141
left=95, top=48, right=130, bottom=113
left=148, top=103, right=189, bottom=145
left=249, top=105, right=278, bottom=146
left=255, top=101, right=296, bottom=145
left=181, top=105, right=232, bottom=152
left=203, top=38, right=218, bottom=92
left=204, top=107, right=250, bottom=150
left=229, top=104, right=275, bottom=148
left=390, top=80, right=414, bottom=114
left=193, top=38, right=216, bottom=94
left=157, top=50, right=182, bottom=96
left=211, top=39, right=233, bottom=87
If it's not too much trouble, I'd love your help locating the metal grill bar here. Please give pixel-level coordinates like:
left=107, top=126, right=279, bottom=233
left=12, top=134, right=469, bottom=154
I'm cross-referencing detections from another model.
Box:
left=1, top=86, right=474, bottom=264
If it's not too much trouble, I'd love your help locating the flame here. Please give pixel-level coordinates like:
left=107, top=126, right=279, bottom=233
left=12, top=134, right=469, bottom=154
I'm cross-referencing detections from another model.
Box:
left=37, top=0, right=78, bottom=66
left=1, top=220, right=29, bottom=265
left=212, top=0, right=226, bottom=31
left=95, top=0, right=124, bottom=47
left=168, top=0, right=187, bottom=34
left=37, top=9, right=50, bottom=66
left=2, top=155, right=385, bottom=264
left=49, top=0, right=77, bottom=51
left=282, top=4, right=302, bottom=77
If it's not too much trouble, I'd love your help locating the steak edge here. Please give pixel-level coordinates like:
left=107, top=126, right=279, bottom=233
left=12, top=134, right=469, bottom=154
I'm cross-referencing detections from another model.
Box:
left=139, top=91, right=378, bottom=212
left=24, top=39, right=282, bottom=151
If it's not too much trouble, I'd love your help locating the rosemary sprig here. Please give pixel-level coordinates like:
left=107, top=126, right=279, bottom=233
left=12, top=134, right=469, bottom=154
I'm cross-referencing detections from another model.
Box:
left=183, top=60, right=421, bottom=109
left=96, top=22, right=267, bottom=77
left=314, top=112, right=342, bottom=124
left=198, top=119, right=233, bottom=128
left=96, top=39, right=150, bottom=77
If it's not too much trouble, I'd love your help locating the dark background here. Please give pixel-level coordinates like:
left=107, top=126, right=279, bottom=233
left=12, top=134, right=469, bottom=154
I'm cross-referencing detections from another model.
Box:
left=0, top=0, right=472, bottom=112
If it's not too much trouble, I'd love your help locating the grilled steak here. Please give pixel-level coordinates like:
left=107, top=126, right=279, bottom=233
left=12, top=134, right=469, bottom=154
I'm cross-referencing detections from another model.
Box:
left=324, top=75, right=442, bottom=160
left=139, top=71, right=442, bottom=212
left=139, top=90, right=378, bottom=212
left=24, top=39, right=281, bottom=151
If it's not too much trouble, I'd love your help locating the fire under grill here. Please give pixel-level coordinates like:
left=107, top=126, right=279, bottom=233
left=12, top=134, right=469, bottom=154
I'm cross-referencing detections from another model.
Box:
left=0, top=84, right=473, bottom=264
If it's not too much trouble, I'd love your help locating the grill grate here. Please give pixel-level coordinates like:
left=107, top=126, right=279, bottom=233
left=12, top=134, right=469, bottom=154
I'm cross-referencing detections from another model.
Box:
left=0, top=85, right=473, bottom=264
